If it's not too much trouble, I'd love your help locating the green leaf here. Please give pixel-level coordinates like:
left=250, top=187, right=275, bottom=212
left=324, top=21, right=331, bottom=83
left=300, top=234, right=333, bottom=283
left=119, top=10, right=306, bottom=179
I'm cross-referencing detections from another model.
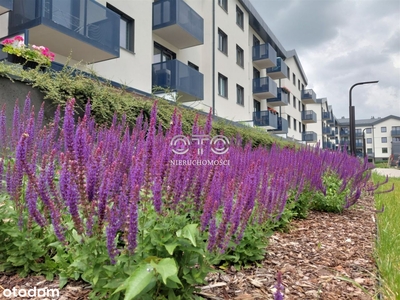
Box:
left=164, top=243, right=179, bottom=255
left=113, top=264, right=154, bottom=300
left=151, top=258, right=181, bottom=286
left=181, top=224, right=198, bottom=247
left=72, top=229, right=82, bottom=243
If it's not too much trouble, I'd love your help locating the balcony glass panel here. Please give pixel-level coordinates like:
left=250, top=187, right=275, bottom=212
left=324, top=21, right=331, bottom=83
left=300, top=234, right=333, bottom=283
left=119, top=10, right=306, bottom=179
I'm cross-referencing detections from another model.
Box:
left=322, top=126, right=331, bottom=134
left=252, top=43, right=277, bottom=68
left=301, top=110, right=317, bottom=122
left=301, top=89, right=316, bottom=103
left=9, top=0, right=120, bottom=61
left=266, top=57, right=288, bottom=79
left=253, top=110, right=278, bottom=128
left=302, top=131, right=317, bottom=142
left=322, top=111, right=330, bottom=120
left=391, top=129, right=400, bottom=136
left=253, top=77, right=277, bottom=97
left=267, top=88, right=288, bottom=106
left=153, top=0, right=203, bottom=48
left=152, top=59, right=204, bottom=101
left=269, top=117, right=288, bottom=134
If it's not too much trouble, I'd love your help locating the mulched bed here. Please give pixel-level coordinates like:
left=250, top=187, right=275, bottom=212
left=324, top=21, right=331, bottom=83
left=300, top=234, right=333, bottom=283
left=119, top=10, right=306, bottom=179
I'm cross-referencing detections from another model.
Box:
left=0, top=195, right=378, bottom=300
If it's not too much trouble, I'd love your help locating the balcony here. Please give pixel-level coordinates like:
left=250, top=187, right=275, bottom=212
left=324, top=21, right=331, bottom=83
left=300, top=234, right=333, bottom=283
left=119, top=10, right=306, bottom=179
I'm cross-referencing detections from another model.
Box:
left=301, top=110, right=317, bottom=123
left=355, top=131, right=363, bottom=137
left=252, top=43, right=277, bottom=69
left=322, top=126, right=331, bottom=135
left=302, top=131, right=317, bottom=142
left=327, top=114, right=335, bottom=125
left=153, top=0, right=203, bottom=49
left=152, top=59, right=204, bottom=102
left=253, top=76, right=277, bottom=99
left=355, top=141, right=363, bottom=148
left=8, top=0, right=119, bottom=63
left=323, top=141, right=332, bottom=149
left=269, top=117, right=288, bottom=134
left=253, top=110, right=278, bottom=129
left=0, top=0, right=12, bottom=14
left=267, top=88, right=289, bottom=106
left=301, top=89, right=317, bottom=104
left=329, top=129, right=336, bottom=139
left=391, top=129, right=400, bottom=137
left=266, top=57, right=288, bottom=79
left=340, top=140, right=349, bottom=146
left=322, top=111, right=330, bottom=120
left=340, top=129, right=350, bottom=137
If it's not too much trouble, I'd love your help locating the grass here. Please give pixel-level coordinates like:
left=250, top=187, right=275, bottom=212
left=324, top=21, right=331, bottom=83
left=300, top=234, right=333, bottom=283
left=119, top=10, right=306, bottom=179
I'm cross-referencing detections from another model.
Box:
left=373, top=173, right=400, bottom=299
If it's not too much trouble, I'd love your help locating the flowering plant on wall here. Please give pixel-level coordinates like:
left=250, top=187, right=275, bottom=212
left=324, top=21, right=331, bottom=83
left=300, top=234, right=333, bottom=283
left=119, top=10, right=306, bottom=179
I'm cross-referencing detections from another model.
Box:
left=1, top=35, right=55, bottom=66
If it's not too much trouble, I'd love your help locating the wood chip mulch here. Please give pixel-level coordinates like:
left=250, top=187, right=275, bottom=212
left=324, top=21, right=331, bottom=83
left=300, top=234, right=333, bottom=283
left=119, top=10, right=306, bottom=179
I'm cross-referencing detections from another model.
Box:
left=0, top=195, right=378, bottom=300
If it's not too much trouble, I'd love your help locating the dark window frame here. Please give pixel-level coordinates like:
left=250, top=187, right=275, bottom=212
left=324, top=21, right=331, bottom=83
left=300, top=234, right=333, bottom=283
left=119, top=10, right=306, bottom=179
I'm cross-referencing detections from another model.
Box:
left=236, top=45, right=244, bottom=67
left=236, top=5, right=244, bottom=29
left=236, top=84, right=244, bottom=106
left=107, top=3, right=135, bottom=52
left=218, top=28, right=228, bottom=55
left=218, top=73, right=228, bottom=98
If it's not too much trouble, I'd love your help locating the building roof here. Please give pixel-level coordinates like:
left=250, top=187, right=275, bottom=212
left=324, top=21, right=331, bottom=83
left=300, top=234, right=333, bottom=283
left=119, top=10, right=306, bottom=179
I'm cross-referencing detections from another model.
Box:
left=240, top=0, right=308, bottom=85
left=336, top=115, right=400, bottom=126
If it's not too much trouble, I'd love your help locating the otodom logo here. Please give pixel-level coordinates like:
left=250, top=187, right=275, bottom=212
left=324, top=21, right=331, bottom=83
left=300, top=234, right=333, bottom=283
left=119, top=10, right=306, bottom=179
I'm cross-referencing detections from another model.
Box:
left=170, top=134, right=229, bottom=155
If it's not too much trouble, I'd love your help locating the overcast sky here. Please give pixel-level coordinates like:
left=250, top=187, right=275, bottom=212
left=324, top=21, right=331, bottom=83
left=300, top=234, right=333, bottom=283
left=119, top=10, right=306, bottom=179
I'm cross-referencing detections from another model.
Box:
left=250, top=0, right=400, bottom=120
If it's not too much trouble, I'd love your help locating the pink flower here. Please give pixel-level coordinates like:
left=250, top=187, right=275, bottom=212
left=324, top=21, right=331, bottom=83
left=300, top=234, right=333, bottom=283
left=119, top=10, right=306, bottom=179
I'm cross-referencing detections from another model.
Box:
left=1, top=39, right=13, bottom=45
left=14, top=36, right=24, bottom=42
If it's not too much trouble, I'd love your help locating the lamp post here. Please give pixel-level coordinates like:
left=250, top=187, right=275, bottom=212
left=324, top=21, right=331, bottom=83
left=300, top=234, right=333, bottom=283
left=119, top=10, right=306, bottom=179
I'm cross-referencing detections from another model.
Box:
left=362, top=128, right=367, bottom=158
left=349, top=81, right=379, bottom=156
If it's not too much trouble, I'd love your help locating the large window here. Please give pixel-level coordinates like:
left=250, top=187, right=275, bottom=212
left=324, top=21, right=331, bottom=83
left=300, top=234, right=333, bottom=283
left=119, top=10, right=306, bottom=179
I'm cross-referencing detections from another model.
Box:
left=218, top=29, right=228, bottom=54
left=107, top=4, right=134, bottom=52
left=292, top=73, right=296, bottom=85
left=236, top=85, right=244, bottom=106
left=382, top=148, right=388, bottom=154
left=287, top=115, right=291, bottom=128
left=254, top=99, right=260, bottom=112
left=381, top=126, right=387, bottom=133
left=381, top=137, right=387, bottom=143
left=293, top=96, right=296, bottom=108
left=236, top=45, right=244, bottom=67
left=366, top=128, right=372, bottom=134
left=218, top=0, right=227, bottom=12
left=367, top=138, right=372, bottom=144
left=236, top=5, right=244, bottom=29
left=293, top=118, right=297, bottom=131
left=218, top=73, right=228, bottom=98
left=367, top=148, right=373, bottom=154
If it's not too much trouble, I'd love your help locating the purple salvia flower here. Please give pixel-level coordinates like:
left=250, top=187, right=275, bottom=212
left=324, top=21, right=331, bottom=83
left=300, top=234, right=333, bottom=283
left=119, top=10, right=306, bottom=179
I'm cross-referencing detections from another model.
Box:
left=63, top=99, right=76, bottom=153
left=0, top=104, right=6, bottom=152
left=0, top=158, right=3, bottom=192
left=274, top=271, right=284, bottom=300
left=26, top=181, right=47, bottom=227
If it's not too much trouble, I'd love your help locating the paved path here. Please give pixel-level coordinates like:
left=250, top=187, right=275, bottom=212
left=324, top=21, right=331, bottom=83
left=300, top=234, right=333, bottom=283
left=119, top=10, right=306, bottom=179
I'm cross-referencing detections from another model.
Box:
left=373, top=168, right=400, bottom=178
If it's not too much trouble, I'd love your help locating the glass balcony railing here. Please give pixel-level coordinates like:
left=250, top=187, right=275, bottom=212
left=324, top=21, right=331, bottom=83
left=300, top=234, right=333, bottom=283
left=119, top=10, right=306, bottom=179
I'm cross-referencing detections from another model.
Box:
left=152, top=59, right=204, bottom=101
left=269, top=117, right=288, bottom=134
left=301, top=89, right=317, bottom=103
left=267, top=88, right=289, bottom=106
left=8, top=0, right=120, bottom=62
left=253, top=110, right=278, bottom=128
left=301, top=110, right=317, bottom=123
left=322, top=111, right=330, bottom=120
left=266, top=57, right=288, bottom=79
left=322, top=126, right=331, bottom=134
left=253, top=77, right=277, bottom=99
left=0, top=0, right=12, bottom=14
left=152, top=0, right=203, bottom=48
left=252, top=43, right=277, bottom=69
left=391, top=129, right=400, bottom=137
left=302, top=131, right=317, bottom=142
left=340, top=129, right=350, bottom=136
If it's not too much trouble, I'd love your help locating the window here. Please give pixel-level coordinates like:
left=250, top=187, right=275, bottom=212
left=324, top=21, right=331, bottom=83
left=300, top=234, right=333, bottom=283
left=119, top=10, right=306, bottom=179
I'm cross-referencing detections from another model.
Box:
left=301, top=83, right=304, bottom=91
left=236, top=85, right=244, bottom=106
left=367, top=148, right=373, bottom=154
left=381, top=126, right=387, bottom=133
left=293, top=118, right=297, bottom=131
left=153, top=42, right=176, bottom=63
left=287, top=92, right=291, bottom=104
left=188, top=61, right=199, bottom=71
left=236, top=45, right=244, bottom=67
left=298, top=79, right=300, bottom=90
left=292, top=73, right=296, bottom=85
left=236, top=6, right=244, bottom=29
left=253, top=67, right=260, bottom=79
left=382, top=148, right=388, bottom=154
left=218, top=0, right=227, bottom=11
left=253, top=99, right=260, bottom=112
left=299, top=121, right=301, bottom=132
left=288, top=115, right=291, bottom=128
left=366, top=128, right=372, bottom=134
left=381, top=137, right=387, bottom=143
left=218, top=73, right=228, bottom=98
left=293, top=96, right=296, bottom=108
left=218, top=29, right=228, bottom=54
left=287, top=67, right=290, bottom=81
left=107, top=4, right=134, bottom=52
left=298, top=100, right=301, bottom=111
left=367, top=138, right=372, bottom=144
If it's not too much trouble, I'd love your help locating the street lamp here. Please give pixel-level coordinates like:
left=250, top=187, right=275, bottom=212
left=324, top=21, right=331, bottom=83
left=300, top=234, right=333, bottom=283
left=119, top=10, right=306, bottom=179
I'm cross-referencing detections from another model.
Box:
left=362, top=128, right=367, bottom=158
left=349, top=81, right=379, bottom=156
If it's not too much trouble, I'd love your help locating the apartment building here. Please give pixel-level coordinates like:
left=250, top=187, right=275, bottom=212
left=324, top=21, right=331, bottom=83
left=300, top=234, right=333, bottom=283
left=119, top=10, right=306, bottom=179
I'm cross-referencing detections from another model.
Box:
left=336, top=116, right=400, bottom=160
left=0, top=0, right=335, bottom=148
